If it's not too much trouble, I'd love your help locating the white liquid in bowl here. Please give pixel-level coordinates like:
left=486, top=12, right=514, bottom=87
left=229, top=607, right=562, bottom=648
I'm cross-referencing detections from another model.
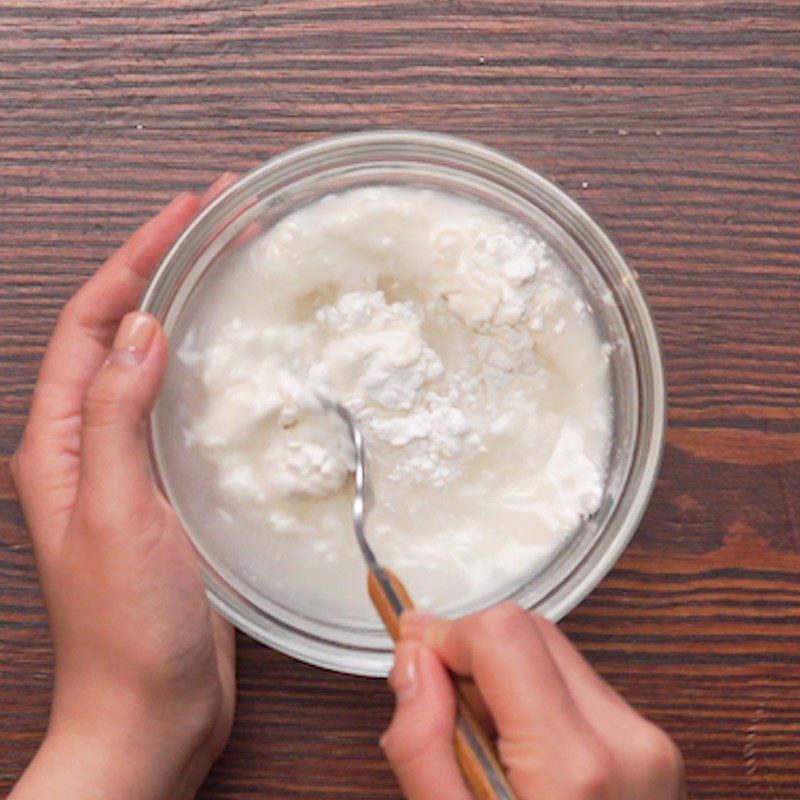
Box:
left=154, top=186, right=612, bottom=624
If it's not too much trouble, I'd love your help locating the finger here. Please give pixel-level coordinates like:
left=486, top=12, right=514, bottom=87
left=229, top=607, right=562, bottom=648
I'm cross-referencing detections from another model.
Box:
left=211, top=610, right=236, bottom=696
left=77, top=311, right=168, bottom=528
left=200, top=172, right=239, bottom=207
left=381, top=641, right=472, bottom=800
left=411, top=609, right=632, bottom=724
left=210, top=611, right=237, bottom=759
left=534, top=617, right=684, bottom=789
left=211, top=610, right=236, bottom=661
left=532, top=617, right=630, bottom=717
left=29, top=192, right=199, bottom=429
left=402, top=610, right=495, bottom=736
left=399, top=609, right=439, bottom=642
left=424, top=602, right=583, bottom=742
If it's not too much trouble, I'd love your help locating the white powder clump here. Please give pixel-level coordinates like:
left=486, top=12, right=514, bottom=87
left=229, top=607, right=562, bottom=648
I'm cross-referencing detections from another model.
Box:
left=316, top=291, right=444, bottom=412
left=317, top=291, right=480, bottom=488
left=181, top=322, right=352, bottom=502
left=434, top=229, right=546, bottom=328
left=369, top=390, right=480, bottom=486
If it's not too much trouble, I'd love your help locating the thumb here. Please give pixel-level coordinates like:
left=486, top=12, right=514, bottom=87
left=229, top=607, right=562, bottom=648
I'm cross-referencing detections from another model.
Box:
left=380, top=640, right=472, bottom=800
left=78, top=311, right=168, bottom=523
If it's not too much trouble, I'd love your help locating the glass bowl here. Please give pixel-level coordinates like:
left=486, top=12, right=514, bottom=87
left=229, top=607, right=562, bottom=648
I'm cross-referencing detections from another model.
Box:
left=141, top=130, right=665, bottom=677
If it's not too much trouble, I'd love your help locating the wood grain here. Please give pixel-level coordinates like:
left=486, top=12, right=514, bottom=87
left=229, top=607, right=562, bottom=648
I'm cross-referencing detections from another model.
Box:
left=1, top=1, right=799, bottom=797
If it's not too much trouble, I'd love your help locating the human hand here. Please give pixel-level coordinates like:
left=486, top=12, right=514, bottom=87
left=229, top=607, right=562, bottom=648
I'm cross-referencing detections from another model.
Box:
left=10, top=175, right=239, bottom=800
left=382, top=603, right=685, bottom=800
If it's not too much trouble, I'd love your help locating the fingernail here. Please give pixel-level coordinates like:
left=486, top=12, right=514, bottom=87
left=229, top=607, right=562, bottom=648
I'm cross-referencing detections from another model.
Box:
left=400, top=610, right=439, bottom=642
left=107, top=312, right=157, bottom=367
left=166, top=191, right=194, bottom=211
left=388, top=641, right=420, bottom=703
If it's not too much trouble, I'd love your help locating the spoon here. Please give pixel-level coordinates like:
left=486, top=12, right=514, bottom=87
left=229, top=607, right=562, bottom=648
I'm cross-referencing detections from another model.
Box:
left=324, top=398, right=520, bottom=800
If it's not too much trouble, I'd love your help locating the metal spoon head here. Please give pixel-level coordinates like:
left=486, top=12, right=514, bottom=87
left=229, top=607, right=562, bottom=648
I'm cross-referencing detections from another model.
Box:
left=316, top=397, right=379, bottom=572
left=315, top=393, right=406, bottom=617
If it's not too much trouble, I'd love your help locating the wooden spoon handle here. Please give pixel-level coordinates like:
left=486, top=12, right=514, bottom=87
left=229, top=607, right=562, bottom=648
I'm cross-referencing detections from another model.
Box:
left=368, top=567, right=414, bottom=640
left=368, top=568, right=519, bottom=800
left=452, top=686, right=519, bottom=800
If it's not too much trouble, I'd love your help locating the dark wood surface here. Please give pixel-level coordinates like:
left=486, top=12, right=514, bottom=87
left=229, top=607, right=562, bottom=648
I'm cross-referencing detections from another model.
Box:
left=2, top=2, right=799, bottom=797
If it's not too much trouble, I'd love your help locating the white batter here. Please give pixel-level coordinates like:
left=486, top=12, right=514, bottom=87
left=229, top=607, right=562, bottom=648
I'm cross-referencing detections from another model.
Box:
left=157, top=186, right=612, bottom=623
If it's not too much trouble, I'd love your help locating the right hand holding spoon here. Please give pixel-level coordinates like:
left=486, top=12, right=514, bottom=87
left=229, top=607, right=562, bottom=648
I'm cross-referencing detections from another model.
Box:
left=381, top=603, right=686, bottom=800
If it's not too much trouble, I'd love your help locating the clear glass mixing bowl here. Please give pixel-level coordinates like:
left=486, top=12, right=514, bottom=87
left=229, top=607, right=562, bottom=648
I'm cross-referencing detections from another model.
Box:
left=141, top=131, right=665, bottom=676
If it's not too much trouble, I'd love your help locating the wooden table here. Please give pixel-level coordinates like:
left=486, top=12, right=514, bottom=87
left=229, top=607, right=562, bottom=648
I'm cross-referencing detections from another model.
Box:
left=2, top=2, right=799, bottom=797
